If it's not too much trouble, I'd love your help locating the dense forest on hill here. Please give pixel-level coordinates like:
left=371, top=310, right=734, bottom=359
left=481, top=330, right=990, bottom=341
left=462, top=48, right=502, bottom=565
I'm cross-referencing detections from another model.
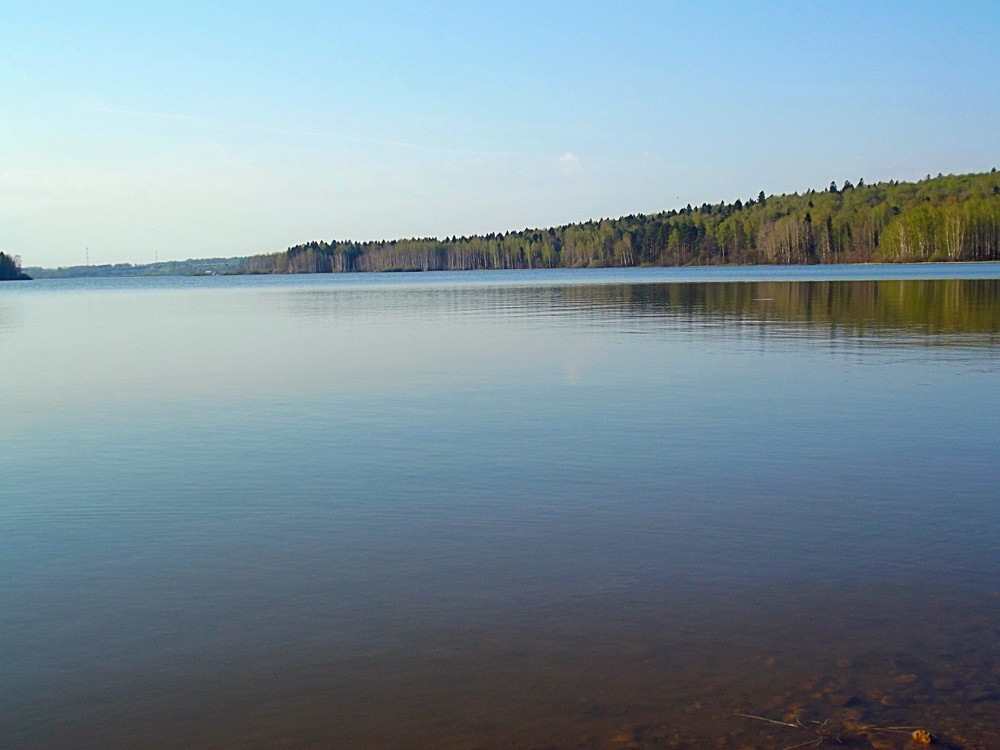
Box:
left=241, top=170, right=1000, bottom=274
left=0, top=251, right=30, bottom=280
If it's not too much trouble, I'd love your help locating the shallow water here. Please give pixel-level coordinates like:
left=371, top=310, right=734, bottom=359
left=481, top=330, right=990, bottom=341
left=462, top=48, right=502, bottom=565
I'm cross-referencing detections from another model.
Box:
left=2, top=265, right=999, bottom=748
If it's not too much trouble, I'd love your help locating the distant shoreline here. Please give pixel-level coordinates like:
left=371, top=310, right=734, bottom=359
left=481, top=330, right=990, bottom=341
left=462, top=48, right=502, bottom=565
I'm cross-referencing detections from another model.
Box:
left=23, top=170, right=1000, bottom=278
left=23, top=257, right=1000, bottom=281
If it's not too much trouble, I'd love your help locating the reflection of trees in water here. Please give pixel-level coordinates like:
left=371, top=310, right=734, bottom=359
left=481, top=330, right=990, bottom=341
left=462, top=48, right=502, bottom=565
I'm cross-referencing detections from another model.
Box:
left=559, top=279, right=1000, bottom=340
left=280, top=278, right=1000, bottom=346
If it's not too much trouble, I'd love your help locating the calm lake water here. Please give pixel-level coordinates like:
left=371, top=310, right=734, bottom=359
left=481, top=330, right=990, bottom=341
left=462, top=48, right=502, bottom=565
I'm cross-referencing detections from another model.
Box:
left=2, top=265, right=999, bottom=749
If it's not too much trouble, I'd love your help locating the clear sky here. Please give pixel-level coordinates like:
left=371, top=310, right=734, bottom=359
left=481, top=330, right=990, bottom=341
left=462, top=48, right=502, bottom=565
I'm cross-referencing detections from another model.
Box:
left=3, top=1, right=998, bottom=268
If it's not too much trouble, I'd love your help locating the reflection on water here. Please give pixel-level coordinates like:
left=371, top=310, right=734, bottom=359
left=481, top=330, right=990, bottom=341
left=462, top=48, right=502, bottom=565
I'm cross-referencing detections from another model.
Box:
left=1, top=269, right=999, bottom=749
left=279, top=275, right=1000, bottom=328
left=561, top=277, right=1000, bottom=335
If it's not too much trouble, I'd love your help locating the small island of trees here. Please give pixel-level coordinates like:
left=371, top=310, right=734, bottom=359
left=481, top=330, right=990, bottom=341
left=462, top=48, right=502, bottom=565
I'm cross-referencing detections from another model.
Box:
left=0, top=252, right=30, bottom=280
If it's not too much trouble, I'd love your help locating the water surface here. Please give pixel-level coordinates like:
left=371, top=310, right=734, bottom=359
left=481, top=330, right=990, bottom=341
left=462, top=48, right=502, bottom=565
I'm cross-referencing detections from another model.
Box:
left=2, top=265, right=999, bottom=748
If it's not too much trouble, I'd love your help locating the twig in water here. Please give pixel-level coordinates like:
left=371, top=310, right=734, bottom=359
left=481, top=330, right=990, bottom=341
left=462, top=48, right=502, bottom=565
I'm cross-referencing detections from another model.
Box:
left=781, top=739, right=825, bottom=750
left=737, top=711, right=933, bottom=747
left=734, top=712, right=804, bottom=729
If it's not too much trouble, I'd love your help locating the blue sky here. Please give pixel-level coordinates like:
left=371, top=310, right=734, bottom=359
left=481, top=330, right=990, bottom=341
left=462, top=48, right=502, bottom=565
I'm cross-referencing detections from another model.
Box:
left=2, top=1, right=998, bottom=267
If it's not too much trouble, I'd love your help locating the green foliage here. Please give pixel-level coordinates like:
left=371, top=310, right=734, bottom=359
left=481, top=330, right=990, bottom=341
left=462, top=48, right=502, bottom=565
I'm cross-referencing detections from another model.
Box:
left=243, top=171, right=1000, bottom=274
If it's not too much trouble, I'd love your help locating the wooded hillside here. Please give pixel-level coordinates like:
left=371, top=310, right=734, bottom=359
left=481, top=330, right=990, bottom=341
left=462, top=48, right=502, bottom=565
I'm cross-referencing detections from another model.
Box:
left=242, top=170, right=1000, bottom=274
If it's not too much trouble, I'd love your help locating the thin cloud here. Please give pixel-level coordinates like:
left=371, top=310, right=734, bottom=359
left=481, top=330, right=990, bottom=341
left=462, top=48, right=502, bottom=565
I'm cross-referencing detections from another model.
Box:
left=81, top=105, right=424, bottom=150
left=80, top=106, right=536, bottom=160
left=559, top=151, right=583, bottom=175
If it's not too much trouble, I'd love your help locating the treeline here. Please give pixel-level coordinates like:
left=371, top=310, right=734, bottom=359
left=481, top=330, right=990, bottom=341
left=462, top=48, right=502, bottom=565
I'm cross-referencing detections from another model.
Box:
left=0, top=251, right=30, bottom=280
left=241, top=170, right=1000, bottom=274
left=25, top=257, right=245, bottom=279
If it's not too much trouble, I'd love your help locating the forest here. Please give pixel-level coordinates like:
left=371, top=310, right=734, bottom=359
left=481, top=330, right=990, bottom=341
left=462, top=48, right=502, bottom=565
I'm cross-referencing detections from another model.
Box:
left=241, top=170, right=1000, bottom=274
left=0, top=251, right=30, bottom=280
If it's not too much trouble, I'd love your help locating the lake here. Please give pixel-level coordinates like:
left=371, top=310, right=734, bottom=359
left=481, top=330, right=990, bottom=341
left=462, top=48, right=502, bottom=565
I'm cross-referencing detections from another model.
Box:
left=2, top=264, right=999, bottom=749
